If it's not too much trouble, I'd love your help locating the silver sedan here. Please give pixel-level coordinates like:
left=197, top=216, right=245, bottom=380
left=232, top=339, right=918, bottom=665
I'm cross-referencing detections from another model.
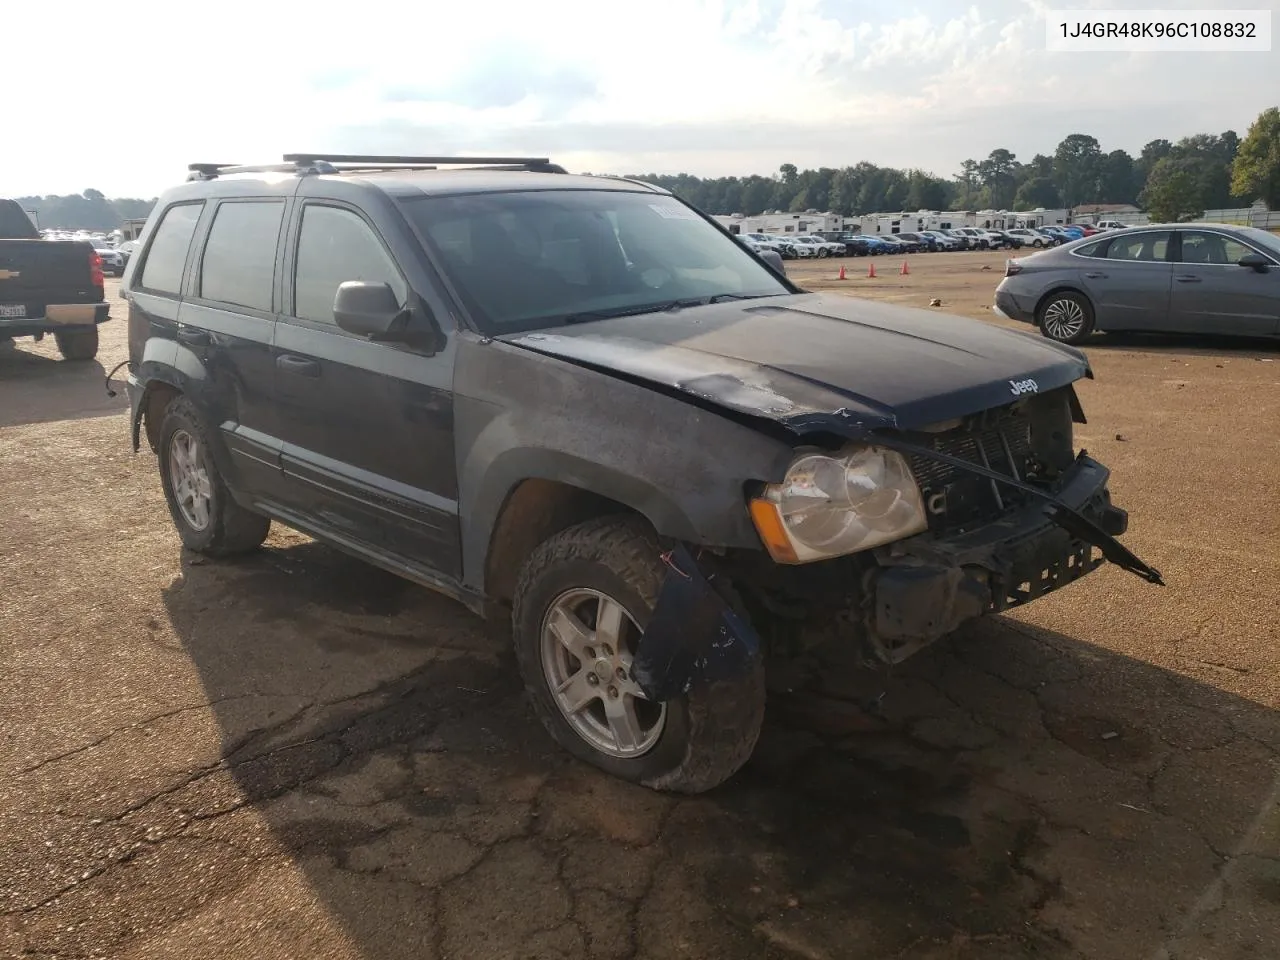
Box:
left=994, top=223, right=1280, bottom=344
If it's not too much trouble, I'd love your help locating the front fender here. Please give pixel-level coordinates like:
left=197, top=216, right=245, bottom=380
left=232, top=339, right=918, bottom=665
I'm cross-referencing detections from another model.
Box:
left=453, top=337, right=795, bottom=593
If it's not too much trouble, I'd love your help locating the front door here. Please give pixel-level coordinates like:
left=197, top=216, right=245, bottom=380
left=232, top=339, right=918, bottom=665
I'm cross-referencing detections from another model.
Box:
left=271, top=201, right=461, bottom=580
left=1168, top=230, right=1280, bottom=337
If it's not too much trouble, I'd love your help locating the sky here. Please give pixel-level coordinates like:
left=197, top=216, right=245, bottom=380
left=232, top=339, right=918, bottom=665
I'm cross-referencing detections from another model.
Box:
left=7, top=0, right=1279, bottom=198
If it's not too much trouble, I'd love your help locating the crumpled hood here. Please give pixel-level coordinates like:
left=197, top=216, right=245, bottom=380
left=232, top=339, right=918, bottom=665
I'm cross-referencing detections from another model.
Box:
left=500, top=293, right=1091, bottom=432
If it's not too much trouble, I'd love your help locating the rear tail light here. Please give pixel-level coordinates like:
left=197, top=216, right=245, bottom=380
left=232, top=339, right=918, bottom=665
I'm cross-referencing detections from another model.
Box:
left=89, top=250, right=104, bottom=287
left=1005, top=259, right=1022, bottom=277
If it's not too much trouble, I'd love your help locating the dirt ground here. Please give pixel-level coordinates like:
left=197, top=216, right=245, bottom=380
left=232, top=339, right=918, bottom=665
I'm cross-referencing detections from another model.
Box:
left=2, top=255, right=1278, bottom=960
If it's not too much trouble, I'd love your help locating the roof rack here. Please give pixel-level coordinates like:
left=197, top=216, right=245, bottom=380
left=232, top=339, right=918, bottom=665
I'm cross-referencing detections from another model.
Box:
left=186, top=154, right=566, bottom=182
left=284, top=153, right=567, bottom=174
left=186, top=159, right=339, bottom=181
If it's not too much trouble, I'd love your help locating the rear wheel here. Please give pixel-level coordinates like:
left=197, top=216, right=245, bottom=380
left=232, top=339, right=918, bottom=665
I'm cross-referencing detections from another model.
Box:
left=54, top=327, right=98, bottom=361
left=157, top=396, right=270, bottom=556
left=512, top=515, right=766, bottom=794
left=1037, top=291, right=1095, bottom=344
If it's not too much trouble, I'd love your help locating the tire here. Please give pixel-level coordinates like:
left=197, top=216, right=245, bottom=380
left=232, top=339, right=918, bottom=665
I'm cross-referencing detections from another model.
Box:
left=512, top=515, right=766, bottom=794
left=1032, top=240, right=1043, bottom=248
left=54, top=327, right=99, bottom=361
left=156, top=395, right=270, bottom=556
left=1037, top=290, right=1095, bottom=345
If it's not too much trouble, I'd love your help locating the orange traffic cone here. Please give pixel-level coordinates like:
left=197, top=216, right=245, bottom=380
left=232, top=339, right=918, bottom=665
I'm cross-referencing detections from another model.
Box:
left=867, top=261, right=876, bottom=278
left=838, top=265, right=847, bottom=280
left=900, top=259, right=910, bottom=276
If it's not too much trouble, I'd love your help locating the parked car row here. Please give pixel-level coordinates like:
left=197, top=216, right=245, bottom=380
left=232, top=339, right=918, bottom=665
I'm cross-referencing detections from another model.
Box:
left=735, top=223, right=1125, bottom=258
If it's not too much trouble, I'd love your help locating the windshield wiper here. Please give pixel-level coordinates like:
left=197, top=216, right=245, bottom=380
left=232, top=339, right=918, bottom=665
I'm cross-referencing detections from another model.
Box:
left=561, top=294, right=769, bottom=325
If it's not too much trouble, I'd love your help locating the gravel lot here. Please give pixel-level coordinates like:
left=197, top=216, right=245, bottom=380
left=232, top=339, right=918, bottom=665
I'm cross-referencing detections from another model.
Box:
left=2, top=255, right=1278, bottom=959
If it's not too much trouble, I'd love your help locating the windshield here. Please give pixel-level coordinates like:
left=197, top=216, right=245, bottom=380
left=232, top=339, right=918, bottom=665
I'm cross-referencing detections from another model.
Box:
left=400, top=190, right=791, bottom=334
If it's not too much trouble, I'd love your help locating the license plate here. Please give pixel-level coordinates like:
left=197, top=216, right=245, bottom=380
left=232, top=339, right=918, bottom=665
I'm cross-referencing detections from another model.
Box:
left=0, top=305, right=26, bottom=318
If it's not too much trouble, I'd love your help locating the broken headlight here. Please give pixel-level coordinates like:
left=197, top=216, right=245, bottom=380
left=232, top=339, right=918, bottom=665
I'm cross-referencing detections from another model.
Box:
left=749, top=446, right=927, bottom=563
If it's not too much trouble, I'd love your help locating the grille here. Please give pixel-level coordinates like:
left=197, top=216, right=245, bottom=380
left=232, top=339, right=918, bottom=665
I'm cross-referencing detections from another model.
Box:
left=910, top=405, right=1035, bottom=533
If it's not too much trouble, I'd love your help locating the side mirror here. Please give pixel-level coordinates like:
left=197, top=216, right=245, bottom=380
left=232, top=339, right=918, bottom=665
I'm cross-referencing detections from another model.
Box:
left=1238, top=253, right=1270, bottom=272
left=333, top=281, right=407, bottom=339
left=759, top=249, right=786, bottom=276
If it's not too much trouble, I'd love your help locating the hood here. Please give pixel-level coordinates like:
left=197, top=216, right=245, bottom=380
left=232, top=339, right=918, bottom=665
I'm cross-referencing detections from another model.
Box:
left=500, top=293, right=1090, bottom=432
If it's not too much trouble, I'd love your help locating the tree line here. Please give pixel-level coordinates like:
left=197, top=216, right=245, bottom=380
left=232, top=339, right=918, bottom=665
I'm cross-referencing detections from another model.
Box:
left=14, top=189, right=155, bottom=232
left=625, top=106, right=1280, bottom=224
left=11, top=108, right=1279, bottom=229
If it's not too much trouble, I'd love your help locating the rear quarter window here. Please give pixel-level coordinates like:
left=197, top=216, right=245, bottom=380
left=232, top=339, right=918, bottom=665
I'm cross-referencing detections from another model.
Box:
left=139, top=203, right=203, bottom=295
left=1072, top=238, right=1109, bottom=258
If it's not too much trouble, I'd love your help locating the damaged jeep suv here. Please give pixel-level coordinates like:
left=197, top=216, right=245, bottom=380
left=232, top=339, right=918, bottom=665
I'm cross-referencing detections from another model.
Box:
left=122, top=154, right=1162, bottom=793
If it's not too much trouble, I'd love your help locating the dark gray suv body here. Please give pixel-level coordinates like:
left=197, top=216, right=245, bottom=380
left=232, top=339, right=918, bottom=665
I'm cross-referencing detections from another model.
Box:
left=121, top=155, right=1161, bottom=793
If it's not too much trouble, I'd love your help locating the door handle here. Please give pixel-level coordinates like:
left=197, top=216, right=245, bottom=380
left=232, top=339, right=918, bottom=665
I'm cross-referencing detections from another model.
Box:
left=1174, top=275, right=1202, bottom=283
left=176, top=327, right=211, bottom=346
left=276, top=354, right=320, bottom=378
left=1084, top=272, right=1108, bottom=279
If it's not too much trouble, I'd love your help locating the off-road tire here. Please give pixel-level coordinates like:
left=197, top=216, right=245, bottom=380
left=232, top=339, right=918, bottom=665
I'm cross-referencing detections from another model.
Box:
left=512, top=515, right=766, bottom=794
left=54, top=327, right=99, bottom=361
left=1037, top=290, right=1095, bottom=345
left=157, top=395, right=270, bottom=557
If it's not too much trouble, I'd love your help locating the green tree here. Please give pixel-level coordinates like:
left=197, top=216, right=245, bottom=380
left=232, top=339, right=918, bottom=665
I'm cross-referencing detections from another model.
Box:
left=978, top=148, right=1018, bottom=208
left=1014, top=177, right=1062, bottom=209
left=741, top=176, right=774, bottom=215
left=954, top=159, right=980, bottom=208
left=906, top=170, right=947, bottom=211
left=1097, top=150, right=1136, bottom=203
left=1141, top=157, right=1205, bottom=221
left=1231, top=106, right=1280, bottom=207
left=1053, top=134, right=1103, bottom=207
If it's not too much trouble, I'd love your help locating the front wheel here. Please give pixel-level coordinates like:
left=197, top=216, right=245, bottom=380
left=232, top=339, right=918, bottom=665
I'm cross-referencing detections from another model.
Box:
left=1037, top=291, right=1095, bottom=344
left=512, top=515, right=766, bottom=794
left=157, top=396, right=271, bottom=556
left=54, top=327, right=98, bottom=361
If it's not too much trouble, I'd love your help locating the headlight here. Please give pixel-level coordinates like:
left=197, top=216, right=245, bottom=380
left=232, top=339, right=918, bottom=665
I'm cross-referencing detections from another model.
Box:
left=748, top=446, right=927, bottom=563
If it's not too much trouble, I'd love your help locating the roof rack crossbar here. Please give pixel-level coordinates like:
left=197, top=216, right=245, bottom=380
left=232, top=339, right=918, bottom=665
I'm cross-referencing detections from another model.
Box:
left=283, top=153, right=552, bottom=166
left=186, top=159, right=339, bottom=181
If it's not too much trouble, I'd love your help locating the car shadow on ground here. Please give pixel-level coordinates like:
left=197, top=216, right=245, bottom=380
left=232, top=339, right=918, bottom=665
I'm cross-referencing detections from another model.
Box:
left=0, top=342, right=124, bottom=429
left=1084, top=330, right=1280, bottom=358
left=138, top=537, right=1279, bottom=960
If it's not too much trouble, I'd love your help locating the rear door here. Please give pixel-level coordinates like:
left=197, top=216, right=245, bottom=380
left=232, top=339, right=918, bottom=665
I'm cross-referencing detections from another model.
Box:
left=177, top=197, right=291, bottom=504
left=1168, top=229, right=1280, bottom=337
left=272, top=197, right=461, bottom=579
left=1074, top=229, right=1174, bottom=332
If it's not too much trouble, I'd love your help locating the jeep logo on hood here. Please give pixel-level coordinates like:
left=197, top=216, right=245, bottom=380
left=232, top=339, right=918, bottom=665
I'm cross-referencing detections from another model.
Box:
left=1010, top=378, right=1039, bottom=396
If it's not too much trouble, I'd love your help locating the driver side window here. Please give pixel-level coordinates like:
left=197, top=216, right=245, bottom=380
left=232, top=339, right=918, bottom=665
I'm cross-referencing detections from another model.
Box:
left=293, top=205, right=407, bottom=324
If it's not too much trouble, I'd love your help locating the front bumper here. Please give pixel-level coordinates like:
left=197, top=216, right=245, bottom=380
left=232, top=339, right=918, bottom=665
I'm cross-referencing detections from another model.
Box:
left=865, top=454, right=1123, bottom=662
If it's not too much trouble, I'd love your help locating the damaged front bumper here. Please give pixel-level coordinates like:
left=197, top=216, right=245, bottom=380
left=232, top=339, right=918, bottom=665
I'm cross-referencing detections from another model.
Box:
left=634, top=453, right=1157, bottom=699
left=866, top=452, right=1130, bottom=663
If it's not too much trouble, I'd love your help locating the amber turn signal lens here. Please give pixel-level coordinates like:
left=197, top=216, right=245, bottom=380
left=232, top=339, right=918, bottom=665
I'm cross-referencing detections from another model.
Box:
left=748, top=498, right=800, bottom=564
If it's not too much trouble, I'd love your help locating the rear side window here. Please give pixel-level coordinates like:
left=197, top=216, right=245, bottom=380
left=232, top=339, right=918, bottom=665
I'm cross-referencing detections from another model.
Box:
left=292, top=205, right=406, bottom=324
left=199, top=201, right=285, bottom=312
left=1105, top=231, right=1171, bottom=262
left=139, top=203, right=203, bottom=295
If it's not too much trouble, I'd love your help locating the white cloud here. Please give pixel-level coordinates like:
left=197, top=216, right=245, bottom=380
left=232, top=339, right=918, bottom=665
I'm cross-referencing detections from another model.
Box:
left=4, top=0, right=1278, bottom=197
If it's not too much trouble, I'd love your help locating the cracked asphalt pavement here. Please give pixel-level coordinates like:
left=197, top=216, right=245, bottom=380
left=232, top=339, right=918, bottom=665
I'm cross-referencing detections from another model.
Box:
left=2, top=263, right=1278, bottom=959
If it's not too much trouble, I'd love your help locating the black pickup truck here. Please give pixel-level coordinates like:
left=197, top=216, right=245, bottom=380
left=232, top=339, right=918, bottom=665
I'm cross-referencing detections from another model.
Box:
left=0, top=199, right=110, bottom=360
